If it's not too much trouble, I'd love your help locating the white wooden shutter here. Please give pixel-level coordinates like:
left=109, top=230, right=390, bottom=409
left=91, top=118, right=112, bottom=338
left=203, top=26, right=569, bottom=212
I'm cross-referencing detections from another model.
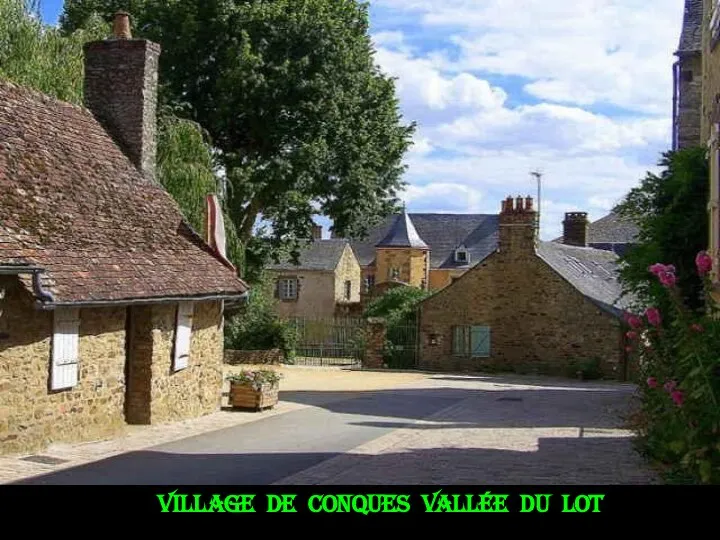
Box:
left=173, top=302, right=194, bottom=371
left=51, top=308, right=80, bottom=390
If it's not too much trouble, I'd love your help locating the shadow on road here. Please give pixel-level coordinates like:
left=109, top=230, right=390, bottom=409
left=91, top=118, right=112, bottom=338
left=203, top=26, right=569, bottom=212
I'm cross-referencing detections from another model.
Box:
left=11, top=434, right=656, bottom=485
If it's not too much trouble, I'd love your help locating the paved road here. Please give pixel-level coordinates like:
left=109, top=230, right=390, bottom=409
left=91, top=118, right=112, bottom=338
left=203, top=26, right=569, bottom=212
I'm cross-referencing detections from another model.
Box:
left=13, top=388, right=465, bottom=485
left=11, top=375, right=660, bottom=485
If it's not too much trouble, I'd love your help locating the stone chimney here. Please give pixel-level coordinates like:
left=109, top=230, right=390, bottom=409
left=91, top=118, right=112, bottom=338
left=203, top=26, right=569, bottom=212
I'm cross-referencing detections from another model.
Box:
left=312, top=224, right=322, bottom=240
left=562, top=212, right=589, bottom=247
left=499, top=195, right=537, bottom=254
left=83, top=12, right=161, bottom=182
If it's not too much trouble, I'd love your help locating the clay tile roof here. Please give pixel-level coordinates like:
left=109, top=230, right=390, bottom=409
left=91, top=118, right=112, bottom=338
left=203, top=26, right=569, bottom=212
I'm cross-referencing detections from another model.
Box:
left=677, top=0, right=703, bottom=54
left=0, top=79, right=248, bottom=305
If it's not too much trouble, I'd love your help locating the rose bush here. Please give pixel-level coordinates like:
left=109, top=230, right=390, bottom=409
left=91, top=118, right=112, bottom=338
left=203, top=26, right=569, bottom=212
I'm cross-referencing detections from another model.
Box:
left=625, top=251, right=720, bottom=484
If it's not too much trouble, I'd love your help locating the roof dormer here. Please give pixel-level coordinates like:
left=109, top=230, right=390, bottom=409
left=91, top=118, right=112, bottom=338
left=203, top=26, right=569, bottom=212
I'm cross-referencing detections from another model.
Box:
left=454, top=246, right=469, bottom=264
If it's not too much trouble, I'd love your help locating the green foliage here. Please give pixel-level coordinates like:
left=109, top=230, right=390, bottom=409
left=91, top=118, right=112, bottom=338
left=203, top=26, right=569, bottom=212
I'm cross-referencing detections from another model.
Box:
left=60, top=0, right=416, bottom=276
left=1, top=0, right=245, bottom=272
left=614, top=147, right=709, bottom=316
left=626, top=259, right=720, bottom=484
left=364, top=286, right=431, bottom=326
left=224, top=274, right=297, bottom=360
left=0, top=0, right=108, bottom=103
left=565, top=358, right=603, bottom=380
left=226, top=369, right=282, bottom=390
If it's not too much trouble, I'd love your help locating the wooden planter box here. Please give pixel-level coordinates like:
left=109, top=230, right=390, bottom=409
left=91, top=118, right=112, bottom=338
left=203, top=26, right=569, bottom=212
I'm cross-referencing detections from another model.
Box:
left=229, top=382, right=279, bottom=411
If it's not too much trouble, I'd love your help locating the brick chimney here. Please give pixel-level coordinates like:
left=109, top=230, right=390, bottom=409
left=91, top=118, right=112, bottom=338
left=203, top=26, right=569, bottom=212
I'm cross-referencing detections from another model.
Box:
left=83, top=12, right=161, bottom=182
left=499, top=195, right=537, bottom=254
left=562, top=212, right=589, bottom=247
left=312, top=224, right=322, bottom=240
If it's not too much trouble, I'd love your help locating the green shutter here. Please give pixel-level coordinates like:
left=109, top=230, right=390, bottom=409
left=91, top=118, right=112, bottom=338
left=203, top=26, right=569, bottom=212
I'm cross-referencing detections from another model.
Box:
left=470, top=326, right=491, bottom=358
left=452, top=326, right=463, bottom=355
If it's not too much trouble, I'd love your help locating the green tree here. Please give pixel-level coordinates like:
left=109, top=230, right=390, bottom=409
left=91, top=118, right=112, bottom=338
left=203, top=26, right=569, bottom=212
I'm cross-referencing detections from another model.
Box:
left=1, top=0, right=244, bottom=272
left=614, top=147, right=709, bottom=316
left=60, top=0, right=416, bottom=273
left=363, top=285, right=432, bottom=326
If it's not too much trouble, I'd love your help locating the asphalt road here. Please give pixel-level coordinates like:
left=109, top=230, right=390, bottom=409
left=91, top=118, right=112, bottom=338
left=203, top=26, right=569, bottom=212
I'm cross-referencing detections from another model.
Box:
left=13, top=389, right=464, bottom=485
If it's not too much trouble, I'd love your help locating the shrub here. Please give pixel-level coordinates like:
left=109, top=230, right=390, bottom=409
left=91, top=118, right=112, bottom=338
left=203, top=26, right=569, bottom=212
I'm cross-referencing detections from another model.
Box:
left=624, top=252, right=720, bottom=484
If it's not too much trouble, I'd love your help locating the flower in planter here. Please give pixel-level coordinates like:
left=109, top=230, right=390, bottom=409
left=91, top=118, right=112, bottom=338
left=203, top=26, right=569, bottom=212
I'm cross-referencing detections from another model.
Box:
left=227, top=369, right=283, bottom=391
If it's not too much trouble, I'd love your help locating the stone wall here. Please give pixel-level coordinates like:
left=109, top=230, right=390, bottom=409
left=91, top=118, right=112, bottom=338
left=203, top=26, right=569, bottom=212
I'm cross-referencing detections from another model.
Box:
left=0, top=276, right=126, bottom=455
left=127, top=301, right=224, bottom=425
left=224, top=349, right=282, bottom=365
left=363, top=318, right=387, bottom=369
left=677, top=53, right=703, bottom=149
left=268, top=270, right=337, bottom=319
left=417, top=251, right=624, bottom=378
left=375, top=248, right=428, bottom=288
left=334, top=244, right=362, bottom=303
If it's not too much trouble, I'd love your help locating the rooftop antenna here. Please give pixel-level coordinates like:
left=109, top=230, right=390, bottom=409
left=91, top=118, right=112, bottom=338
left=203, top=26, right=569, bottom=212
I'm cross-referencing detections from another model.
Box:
left=530, top=170, right=543, bottom=239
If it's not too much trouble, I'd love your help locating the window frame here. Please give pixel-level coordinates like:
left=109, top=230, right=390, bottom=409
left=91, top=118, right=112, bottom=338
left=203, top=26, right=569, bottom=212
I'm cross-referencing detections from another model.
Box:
left=278, top=278, right=298, bottom=300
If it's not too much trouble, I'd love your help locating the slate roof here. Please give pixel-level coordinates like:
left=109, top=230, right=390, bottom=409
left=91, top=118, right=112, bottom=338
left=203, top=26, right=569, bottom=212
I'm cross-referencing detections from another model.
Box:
left=375, top=212, right=429, bottom=250
left=0, top=79, right=248, bottom=305
left=536, top=242, right=632, bottom=318
left=676, top=0, right=703, bottom=54
left=267, top=239, right=350, bottom=271
left=349, top=214, right=499, bottom=269
left=552, top=212, right=639, bottom=246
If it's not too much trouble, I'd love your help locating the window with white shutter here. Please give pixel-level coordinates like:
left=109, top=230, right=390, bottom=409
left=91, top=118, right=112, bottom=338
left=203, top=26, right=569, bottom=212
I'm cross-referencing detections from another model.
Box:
left=173, top=302, right=194, bottom=371
left=51, top=308, right=80, bottom=391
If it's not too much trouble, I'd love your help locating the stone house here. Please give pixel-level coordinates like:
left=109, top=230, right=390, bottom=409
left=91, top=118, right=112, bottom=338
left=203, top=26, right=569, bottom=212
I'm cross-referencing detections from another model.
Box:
left=266, top=225, right=362, bottom=319
left=701, top=0, right=720, bottom=288
left=552, top=211, right=639, bottom=257
left=674, top=0, right=703, bottom=150
left=417, top=196, right=632, bottom=380
left=340, top=211, right=499, bottom=300
left=0, top=13, right=248, bottom=455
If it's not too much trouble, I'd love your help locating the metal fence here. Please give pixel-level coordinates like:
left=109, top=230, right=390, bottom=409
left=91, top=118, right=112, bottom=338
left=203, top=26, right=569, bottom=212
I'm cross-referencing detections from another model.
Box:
left=384, top=320, right=419, bottom=369
left=289, top=317, right=367, bottom=367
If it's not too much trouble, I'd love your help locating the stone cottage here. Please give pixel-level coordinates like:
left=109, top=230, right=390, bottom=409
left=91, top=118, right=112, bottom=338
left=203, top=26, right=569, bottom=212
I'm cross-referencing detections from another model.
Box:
left=0, top=13, right=248, bottom=455
left=417, top=196, right=632, bottom=380
left=266, top=225, right=362, bottom=319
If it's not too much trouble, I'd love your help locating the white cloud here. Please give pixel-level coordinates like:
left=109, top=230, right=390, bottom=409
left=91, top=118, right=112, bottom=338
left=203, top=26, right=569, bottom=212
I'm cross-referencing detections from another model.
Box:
left=400, top=182, right=485, bottom=213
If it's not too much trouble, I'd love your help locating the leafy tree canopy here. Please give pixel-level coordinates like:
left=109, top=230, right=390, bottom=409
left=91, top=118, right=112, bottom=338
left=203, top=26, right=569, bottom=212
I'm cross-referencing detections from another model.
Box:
left=614, top=147, right=709, bottom=315
left=61, top=0, right=416, bottom=275
left=363, top=285, right=432, bottom=326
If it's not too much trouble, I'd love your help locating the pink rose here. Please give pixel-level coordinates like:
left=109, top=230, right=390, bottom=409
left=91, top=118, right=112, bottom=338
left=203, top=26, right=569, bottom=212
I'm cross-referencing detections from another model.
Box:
left=658, top=270, right=677, bottom=288
left=647, top=377, right=658, bottom=388
left=695, top=251, right=713, bottom=276
left=624, top=312, right=643, bottom=329
left=645, top=307, right=662, bottom=327
left=626, top=331, right=637, bottom=340
left=625, top=346, right=633, bottom=353
left=671, top=390, right=684, bottom=407
left=664, top=380, right=677, bottom=393
left=648, top=263, right=666, bottom=275
left=691, top=323, right=704, bottom=333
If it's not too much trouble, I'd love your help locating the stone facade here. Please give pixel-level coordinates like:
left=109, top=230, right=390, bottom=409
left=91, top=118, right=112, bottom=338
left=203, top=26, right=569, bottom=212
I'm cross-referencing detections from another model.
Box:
left=677, top=52, right=703, bottom=149
left=375, top=248, right=429, bottom=288
left=126, top=301, right=223, bottom=425
left=224, top=349, right=283, bottom=365
left=334, top=244, right=362, bottom=304
left=417, top=198, right=625, bottom=379
left=84, top=36, right=160, bottom=182
left=0, top=276, right=225, bottom=455
left=0, top=276, right=127, bottom=455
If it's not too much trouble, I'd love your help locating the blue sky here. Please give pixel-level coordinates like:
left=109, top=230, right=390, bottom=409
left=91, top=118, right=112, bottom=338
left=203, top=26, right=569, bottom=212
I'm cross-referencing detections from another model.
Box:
left=42, top=0, right=685, bottom=240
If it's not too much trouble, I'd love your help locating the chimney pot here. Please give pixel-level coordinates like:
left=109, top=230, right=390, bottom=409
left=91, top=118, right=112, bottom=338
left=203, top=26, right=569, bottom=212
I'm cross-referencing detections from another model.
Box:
left=516, top=196, right=524, bottom=212
left=312, top=224, right=323, bottom=240
left=113, top=11, right=132, bottom=39
left=525, top=196, right=534, bottom=211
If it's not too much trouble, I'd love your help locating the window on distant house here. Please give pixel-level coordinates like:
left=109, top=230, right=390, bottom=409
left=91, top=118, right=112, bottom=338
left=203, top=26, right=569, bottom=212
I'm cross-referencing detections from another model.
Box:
left=390, top=268, right=400, bottom=280
left=455, top=249, right=469, bottom=264
left=452, top=325, right=491, bottom=358
left=278, top=278, right=298, bottom=300
left=364, top=275, right=375, bottom=293
left=344, top=280, right=352, bottom=300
